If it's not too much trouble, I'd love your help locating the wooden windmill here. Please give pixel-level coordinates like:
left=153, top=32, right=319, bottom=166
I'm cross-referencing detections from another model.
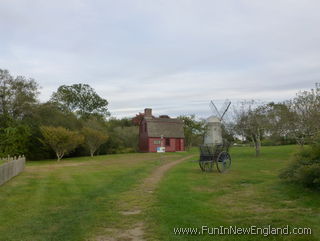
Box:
left=204, top=100, right=231, bottom=145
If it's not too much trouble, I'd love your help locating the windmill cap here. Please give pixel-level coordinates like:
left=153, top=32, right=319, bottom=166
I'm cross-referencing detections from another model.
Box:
left=206, top=116, right=221, bottom=123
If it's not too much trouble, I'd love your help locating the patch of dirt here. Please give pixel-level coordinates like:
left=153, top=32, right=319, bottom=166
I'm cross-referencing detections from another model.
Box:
left=94, top=223, right=145, bottom=241
left=192, top=185, right=231, bottom=193
left=121, top=210, right=141, bottom=215
left=118, top=223, right=144, bottom=241
left=142, top=155, right=192, bottom=190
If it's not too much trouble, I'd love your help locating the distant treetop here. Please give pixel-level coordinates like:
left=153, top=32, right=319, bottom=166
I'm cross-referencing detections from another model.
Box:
left=50, top=83, right=110, bottom=119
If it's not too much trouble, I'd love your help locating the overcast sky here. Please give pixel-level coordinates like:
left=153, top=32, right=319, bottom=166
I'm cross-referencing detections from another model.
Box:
left=1, top=0, right=319, bottom=118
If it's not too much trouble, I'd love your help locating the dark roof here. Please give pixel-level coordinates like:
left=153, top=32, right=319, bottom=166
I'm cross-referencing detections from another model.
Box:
left=145, top=117, right=184, bottom=138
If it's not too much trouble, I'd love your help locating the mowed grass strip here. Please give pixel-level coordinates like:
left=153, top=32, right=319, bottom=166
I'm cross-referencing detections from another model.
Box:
left=0, top=152, right=186, bottom=241
left=147, top=146, right=320, bottom=241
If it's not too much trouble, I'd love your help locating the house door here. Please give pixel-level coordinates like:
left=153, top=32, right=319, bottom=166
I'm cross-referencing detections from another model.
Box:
left=175, top=139, right=181, bottom=151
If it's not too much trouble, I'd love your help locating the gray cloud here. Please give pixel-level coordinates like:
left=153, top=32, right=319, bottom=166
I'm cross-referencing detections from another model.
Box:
left=1, top=0, right=319, bottom=118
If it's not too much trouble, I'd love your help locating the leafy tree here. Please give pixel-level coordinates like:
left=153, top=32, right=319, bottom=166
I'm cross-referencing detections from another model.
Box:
left=261, top=102, right=296, bottom=145
left=40, top=126, right=84, bottom=161
left=132, top=113, right=144, bottom=126
left=50, top=84, right=109, bottom=119
left=0, top=69, right=39, bottom=124
left=178, top=115, right=206, bottom=150
left=0, top=123, right=31, bottom=157
left=234, top=101, right=268, bottom=156
left=113, top=126, right=139, bottom=152
left=280, top=134, right=320, bottom=190
left=23, top=102, right=83, bottom=160
left=287, top=83, right=320, bottom=146
left=29, top=102, right=82, bottom=130
left=82, top=127, right=108, bottom=157
left=108, top=117, right=135, bottom=128
left=101, top=125, right=138, bottom=154
left=0, top=69, right=39, bottom=158
left=132, top=112, right=155, bottom=126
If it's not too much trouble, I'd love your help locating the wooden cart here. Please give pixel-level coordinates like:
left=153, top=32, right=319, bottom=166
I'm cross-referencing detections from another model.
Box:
left=198, top=141, right=231, bottom=173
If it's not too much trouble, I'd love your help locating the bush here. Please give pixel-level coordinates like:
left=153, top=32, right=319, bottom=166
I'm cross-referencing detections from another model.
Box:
left=40, top=126, right=84, bottom=161
left=261, top=139, right=277, bottom=146
left=82, top=127, right=108, bottom=157
left=261, top=136, right=296, bottom=146
left=0, top=124, right=31, bottom=157
left=280, top=158, right=320, bottom=189
left=280, top=135, right=320, bottom=190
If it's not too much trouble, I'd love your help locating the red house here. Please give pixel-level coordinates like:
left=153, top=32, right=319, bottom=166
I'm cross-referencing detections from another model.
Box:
left=139, top=108, right=185, bottom=152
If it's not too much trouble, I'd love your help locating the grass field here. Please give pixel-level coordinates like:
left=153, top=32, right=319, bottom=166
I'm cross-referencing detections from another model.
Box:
left=0, top=146, right=319, bottom=241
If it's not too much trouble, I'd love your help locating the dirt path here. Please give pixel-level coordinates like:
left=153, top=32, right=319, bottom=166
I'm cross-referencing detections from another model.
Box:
left=143, top=155, right=193, bottom=189
left=93, top=154, right=195, bottom=241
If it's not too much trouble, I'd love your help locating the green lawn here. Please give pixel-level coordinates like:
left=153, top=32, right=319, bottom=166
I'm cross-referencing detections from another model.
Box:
left=0, top=152, right=186, bottom=241
left=147, top=145, right=320, bottom=240
left=0, top=146, right=319, bottom=241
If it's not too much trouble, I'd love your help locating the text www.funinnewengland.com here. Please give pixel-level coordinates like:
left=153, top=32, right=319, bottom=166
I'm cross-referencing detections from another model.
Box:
left=173, top=225, right=312, bottom=237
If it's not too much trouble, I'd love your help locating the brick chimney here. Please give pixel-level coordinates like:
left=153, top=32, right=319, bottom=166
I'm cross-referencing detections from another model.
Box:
left=144, top=108, right=152, bottom=117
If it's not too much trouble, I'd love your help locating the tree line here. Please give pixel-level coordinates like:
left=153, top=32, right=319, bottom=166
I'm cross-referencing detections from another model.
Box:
left=0, top=69, right=138, bottom=161
left=230, top=84, right=320, bottom=156
left=1, top=68, right=319, bottom=164
left=177, top=83, right=320, bottom=158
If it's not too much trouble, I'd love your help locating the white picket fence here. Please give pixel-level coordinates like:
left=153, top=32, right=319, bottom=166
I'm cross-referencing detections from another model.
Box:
left=0, top=156, right=26, bottom=186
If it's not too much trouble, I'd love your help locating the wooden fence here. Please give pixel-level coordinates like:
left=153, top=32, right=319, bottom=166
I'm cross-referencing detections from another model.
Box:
left=0, top=156, right=26, bottom=186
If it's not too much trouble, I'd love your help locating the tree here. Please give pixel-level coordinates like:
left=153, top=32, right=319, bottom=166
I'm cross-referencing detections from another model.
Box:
left=0, top=69, right=39, bottom=158
left=40, top=126, right=84, bottom=161
left=50, top=84, right=109, bottom=119
left=132, top=113, right=144, bottom=126
left=82, top=127, right=108, bottom=157
left=287, top=83, right=320, bottom=146
left=178, top=115, right=206, bottom=150
left=23, top=102, right=83, bottom=160
left=108, top=117, right=134, bottom=128
left=234, top=101, right=268, bottom=156
left=112, top=126, right=139, bottom=152
left=29, top=102, right=82, bottom=130
left=262, top=102, right=296, bottom=145
left=0, top=69, right=39, bottom=123
left=0, top=124, right=31, bottom=157
left=280, top=133, right=320, bottom=190
left=132, top=112, right=155, bottom=126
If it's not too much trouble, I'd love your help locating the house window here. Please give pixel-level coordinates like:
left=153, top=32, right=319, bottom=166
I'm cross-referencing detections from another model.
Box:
left=144, top=123, right=147, bottom=132
left=154, top=140, right=161, bottom=145
left=165, top=138, right=170, bottom=146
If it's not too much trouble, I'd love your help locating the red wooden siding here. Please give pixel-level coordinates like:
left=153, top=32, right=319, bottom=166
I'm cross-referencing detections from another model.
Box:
left=147, top=137, right=184, bottom=152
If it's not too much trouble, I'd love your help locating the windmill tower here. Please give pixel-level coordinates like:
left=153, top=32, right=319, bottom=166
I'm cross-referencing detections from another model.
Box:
left=204, top=100, right=231, bottom=145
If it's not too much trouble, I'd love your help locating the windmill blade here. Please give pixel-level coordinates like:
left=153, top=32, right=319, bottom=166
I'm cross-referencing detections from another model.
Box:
left=209, top=100, right=221, bottom=118
left=219, top=99, right=230, bottom=115
left=220, top=101, right=231, bottom=121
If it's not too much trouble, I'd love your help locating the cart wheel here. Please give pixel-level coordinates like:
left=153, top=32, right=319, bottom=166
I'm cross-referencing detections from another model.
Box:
left=216, top=152, right=231, bottom=173
left=202, top=161, right=213, bottom=172
left=199, top=161, right=205, bottom=171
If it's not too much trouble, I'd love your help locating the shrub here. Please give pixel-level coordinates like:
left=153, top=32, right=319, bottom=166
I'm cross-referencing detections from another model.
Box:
left=261, top=139, right=277, bottom=146
left=40, top=126, right=84, bottom=161
left=82, top=127, right=108, bottom=157
left=280, top=135, right=320, bottom=190
left=0, top=124, right=31, bottom=157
